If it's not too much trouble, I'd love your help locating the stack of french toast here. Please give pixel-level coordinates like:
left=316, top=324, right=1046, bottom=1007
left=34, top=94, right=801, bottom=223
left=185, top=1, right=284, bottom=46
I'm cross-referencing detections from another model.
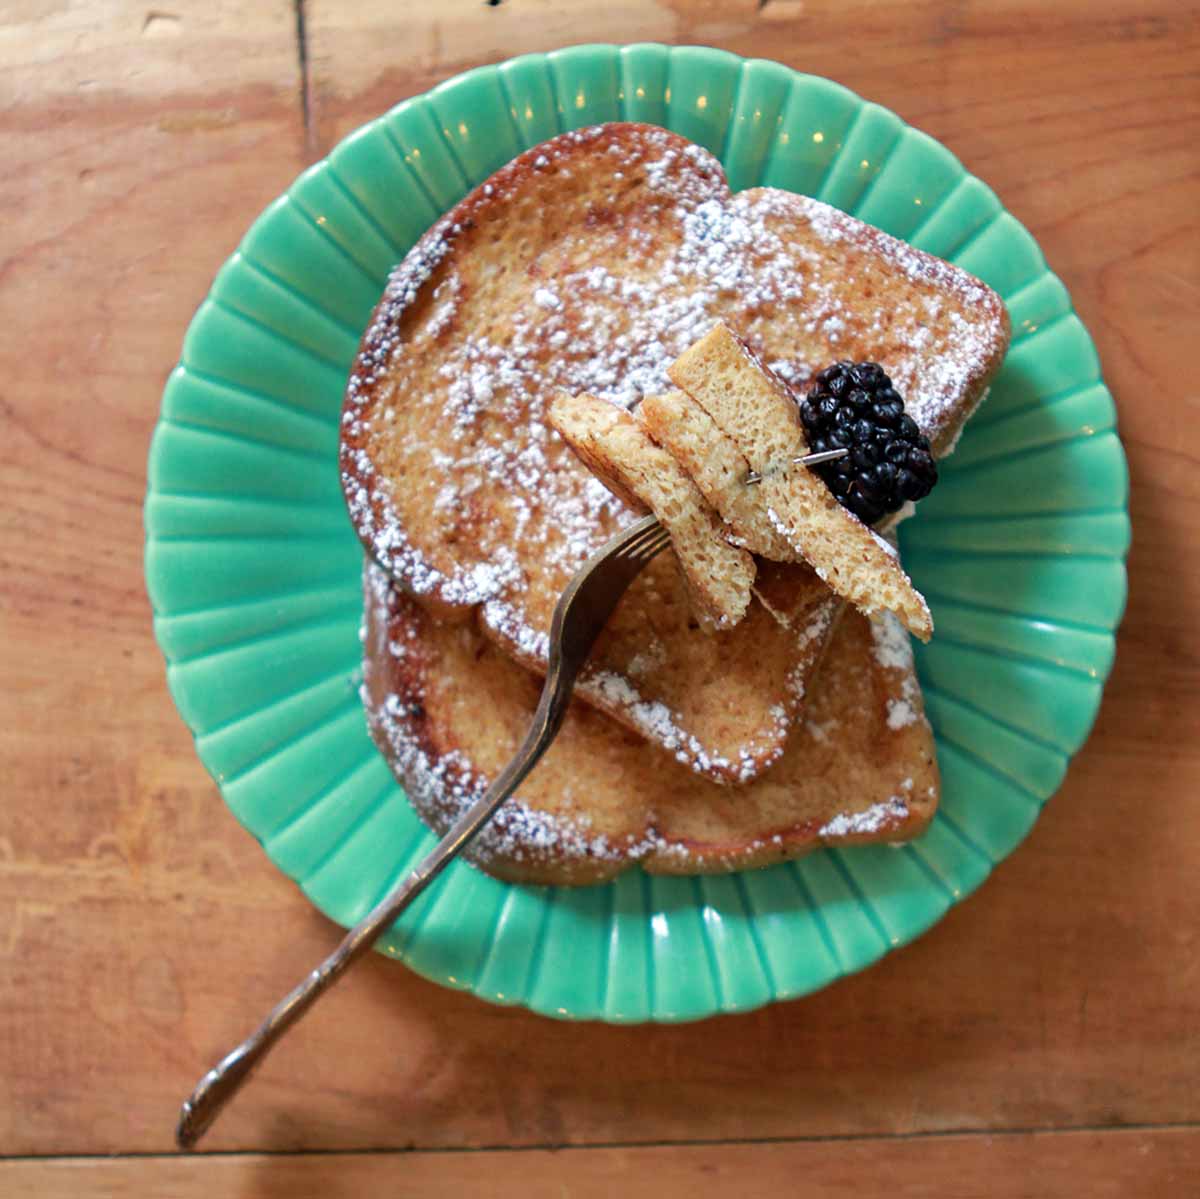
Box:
left=341, top=123, right=1010, bottom=885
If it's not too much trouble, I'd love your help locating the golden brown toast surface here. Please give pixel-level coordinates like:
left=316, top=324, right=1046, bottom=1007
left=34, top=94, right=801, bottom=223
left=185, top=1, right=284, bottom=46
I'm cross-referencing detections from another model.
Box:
left=363, top=564, right=940, bottom=886
left=341, top=123, right=1007, bottom=780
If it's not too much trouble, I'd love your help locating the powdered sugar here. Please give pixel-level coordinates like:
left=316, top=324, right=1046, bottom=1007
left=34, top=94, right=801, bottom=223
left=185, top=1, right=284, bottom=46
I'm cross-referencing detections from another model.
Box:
left=765, top=506, right=796, bottom=546
left=870, top=612, right=927, bottom=731
left=625, top=639, right=667, bottom=678
left=587, top=669, right=781, bottom=783
left=870, top=609, right=916, bottom=671
left=868, top=526, right=900, bottom=559
left=887, top=698, right=918, bottom=730
left=805, top=716, right=835, bottom=744
left=819, top=797, right=909, bottom=838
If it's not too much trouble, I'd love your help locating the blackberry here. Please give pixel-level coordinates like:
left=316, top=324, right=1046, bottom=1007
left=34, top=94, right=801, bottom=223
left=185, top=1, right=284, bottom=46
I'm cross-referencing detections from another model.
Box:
left=800, top=361, right=937, bottom=525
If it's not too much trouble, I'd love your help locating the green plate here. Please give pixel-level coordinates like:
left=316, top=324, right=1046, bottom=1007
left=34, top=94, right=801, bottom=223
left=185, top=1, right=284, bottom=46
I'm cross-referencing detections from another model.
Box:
left=145, top=44, right=1129, bottom=1022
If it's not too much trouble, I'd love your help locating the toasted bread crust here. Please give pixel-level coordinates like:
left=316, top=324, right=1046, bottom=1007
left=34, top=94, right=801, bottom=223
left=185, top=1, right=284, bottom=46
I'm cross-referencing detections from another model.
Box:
left=363, top=564, right=939, bottom=886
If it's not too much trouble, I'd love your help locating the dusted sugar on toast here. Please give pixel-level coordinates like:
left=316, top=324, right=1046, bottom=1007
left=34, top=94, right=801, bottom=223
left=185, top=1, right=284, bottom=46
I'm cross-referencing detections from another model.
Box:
left=549, top=392, right=754, bottom=630
left=341, top=122, right=1009, bottom=780
left=668, top=323, right=934, bottom=641
left=363, top=564, right=939, bottom=887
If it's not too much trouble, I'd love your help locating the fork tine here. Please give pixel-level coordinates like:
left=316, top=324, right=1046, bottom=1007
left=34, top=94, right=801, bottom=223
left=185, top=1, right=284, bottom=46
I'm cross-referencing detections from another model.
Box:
left=617, top=520, right=668, bottom=561
left=624, top=531, right=670, bottom=563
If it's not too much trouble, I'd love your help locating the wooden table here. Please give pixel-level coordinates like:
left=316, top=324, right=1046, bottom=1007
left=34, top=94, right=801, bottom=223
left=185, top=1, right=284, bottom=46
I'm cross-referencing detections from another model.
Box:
left=3, top=1, right=1198, bottom=1194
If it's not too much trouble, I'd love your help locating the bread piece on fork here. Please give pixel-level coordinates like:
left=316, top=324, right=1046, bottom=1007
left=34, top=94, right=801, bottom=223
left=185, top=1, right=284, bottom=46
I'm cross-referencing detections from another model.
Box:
left=549, top=391, right=754, bottom=631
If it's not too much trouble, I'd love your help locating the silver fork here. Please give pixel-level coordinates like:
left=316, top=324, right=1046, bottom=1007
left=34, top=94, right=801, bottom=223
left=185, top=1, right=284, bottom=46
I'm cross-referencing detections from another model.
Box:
left=175, top=513, right=671, bottom=1150
left=175, top=439, right=849, bottom=1147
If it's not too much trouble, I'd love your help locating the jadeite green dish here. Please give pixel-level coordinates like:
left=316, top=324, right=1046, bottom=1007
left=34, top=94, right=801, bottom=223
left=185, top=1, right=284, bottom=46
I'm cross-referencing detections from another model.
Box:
left=144, top=44, right=1129, bottom=1022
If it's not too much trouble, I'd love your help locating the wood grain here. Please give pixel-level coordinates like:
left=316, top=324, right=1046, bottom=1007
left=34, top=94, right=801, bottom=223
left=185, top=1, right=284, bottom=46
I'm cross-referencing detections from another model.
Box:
left=1, top=0, right=1198, bottom=1182
left=3, top=1129, right=1198, bottom=1198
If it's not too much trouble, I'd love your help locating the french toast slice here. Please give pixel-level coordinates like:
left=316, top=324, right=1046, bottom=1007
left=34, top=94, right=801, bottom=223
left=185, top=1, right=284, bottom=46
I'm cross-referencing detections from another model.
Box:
left=668, top=324, right=934, bottom=641
left=363, top=564, right=939, bottom=886
left=341, top=123, right=1008, bottom=778
left=549, top=392, right=754, bottom=631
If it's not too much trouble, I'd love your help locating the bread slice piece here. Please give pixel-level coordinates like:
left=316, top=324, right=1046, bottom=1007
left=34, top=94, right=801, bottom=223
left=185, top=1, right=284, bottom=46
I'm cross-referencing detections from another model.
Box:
left=634, top=389, right=857, bottom=647
left=363, top=563, right=939, bottom=886
left=637, top=389, right=794, bottom=560
left=549, top=392, right=753, bottom=631
left=669, top=324, right=933, bottom=641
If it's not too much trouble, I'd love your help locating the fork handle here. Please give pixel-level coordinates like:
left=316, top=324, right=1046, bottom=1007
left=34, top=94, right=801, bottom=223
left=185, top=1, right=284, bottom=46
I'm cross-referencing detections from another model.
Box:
left=175, top=666, right=574, bottom=1151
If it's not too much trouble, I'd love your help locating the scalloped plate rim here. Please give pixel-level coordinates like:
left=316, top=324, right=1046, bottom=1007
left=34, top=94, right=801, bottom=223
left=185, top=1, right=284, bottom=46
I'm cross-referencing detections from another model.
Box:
left=144, top=43, right=1130, bottom=1024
